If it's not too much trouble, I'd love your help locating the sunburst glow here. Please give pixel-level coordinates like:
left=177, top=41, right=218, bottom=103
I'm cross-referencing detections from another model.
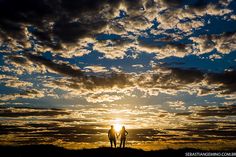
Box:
left=113, top=119, right=122, bottom=132
left=114, top=123, right=122, bottom=132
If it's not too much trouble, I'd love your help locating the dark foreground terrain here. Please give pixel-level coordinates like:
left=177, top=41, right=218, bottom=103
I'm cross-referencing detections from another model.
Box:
left=0, top=145, right=234, bottom=157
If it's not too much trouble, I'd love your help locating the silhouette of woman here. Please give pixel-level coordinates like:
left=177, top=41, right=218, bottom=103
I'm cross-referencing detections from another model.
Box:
left=118, top=126, right=128, bottom=148
left=108, top=125, right=117, bottom=148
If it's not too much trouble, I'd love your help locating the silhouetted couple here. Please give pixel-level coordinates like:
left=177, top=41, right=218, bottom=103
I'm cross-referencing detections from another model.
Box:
left=108, top=125, right=128, bottom=148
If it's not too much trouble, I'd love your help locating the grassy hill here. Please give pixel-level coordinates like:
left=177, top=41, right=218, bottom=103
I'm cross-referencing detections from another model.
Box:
left=0, top=145, right=234, bottom=157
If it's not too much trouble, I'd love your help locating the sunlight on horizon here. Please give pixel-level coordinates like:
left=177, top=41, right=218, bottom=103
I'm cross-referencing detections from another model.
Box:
left=114, top=123, right=122, bottom=132
left=113, top=118, right=123, bottom=132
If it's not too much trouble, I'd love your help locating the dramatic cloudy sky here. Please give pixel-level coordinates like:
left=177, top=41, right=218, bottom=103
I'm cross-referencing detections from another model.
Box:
left=0, top=0, right=236, bottom=150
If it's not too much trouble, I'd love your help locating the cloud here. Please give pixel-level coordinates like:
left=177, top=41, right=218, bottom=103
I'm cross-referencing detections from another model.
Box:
left=0, top=0, right=123, bottom=52
left=167, top=119, right=236, bottom=140
left=0, top=74, right=33, bottom=89
left=3, top=79, right=33, bottom=89
left=206, top=70, right=236, bottom=94
left=0, top=105, right=235, bottom=149
left=24, top=54, right=236, bottom=97
left=8, top=55, right=29, bottom=66
left=86, top=94, right=123, bottom=103
left=5, top=54, right=47, bottom=75
left=0, top=89, right=44, bottom=101
left=20, top=53, right=133, bottom=93
left=182, top=105, right=236, bottom=119
left=176, top=20, right=204, bottom=33
left=25, top=53, right=83, bottom=77
left=0, top=107, right=70, bottom=117
left=4, top=52, right=236, bottom=101
left=84, top=65, right=109, bottom=73
left=0, top=105, right=169, bottom=145
left=93, top=37, right=134, bottom=59
left=0, top=0, right=235, bottom=61
left=167, top=101, right=186, bottom=110
left=132, top=64, right=144, bottom=68
left=137, top=41, right=193, bottom=59
left=0, top=0, right=149, bottom=54
left=191, top=32, right=236, bottom=55
left=156, top=2, right=232, bottom=32
left=110, top=66, right=123, bottom=73
left=136, top=67, right=236, bottom=97
left=196, top=105, right=236, bottom=117
left=231, top=14, right=236, bottom=20
left=47, top=64, right=235, bottom=100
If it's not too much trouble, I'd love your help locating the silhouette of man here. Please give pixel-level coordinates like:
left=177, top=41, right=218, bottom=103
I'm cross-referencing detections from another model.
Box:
left=118, top=126, right=128, bottom=148
left=108, top=125, right=117, bottom=148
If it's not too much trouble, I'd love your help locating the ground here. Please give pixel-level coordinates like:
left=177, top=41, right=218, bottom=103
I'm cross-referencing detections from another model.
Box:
left=0, top=145, right=234, bottom=157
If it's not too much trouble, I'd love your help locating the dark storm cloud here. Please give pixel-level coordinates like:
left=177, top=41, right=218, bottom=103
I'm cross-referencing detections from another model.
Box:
left=127, top=129, right=165, bottom=141
left=138, top=40, right=193, bottom=58
left=168, top=68, right=204, bottom=84
left=0, top=0, right=233, bottom=60
left=206, top=70, right=236, bottom=94
left=176, top=68, right=235, bottom=94
left=0, top=0, right=233, bottom=56
left=196, top=105, right=236, bottom=117
left=165, top=105, right=236, bottom=141
left=162, top=0, right=183, bottom=7
left=143, top=67, right=236, bottom=95
left=123, top=0, right=144, bottom=10
left=175, top=112, right=193, bottom=116
left=0, top=89, right=44, bottom=101
left=0, top=107, right=70, bottom=117
left=19, top=53, right=132, bottom=90
left=8, top=55, right=29, bottom=66
left=191, top=31, right=236, bottom=55
left=0, top=0, right=151, bottom=51
left=0, top=0, right=54, bottom=49
left=175, top=105, right=236, bottom=120
left=166, top=119, right=236, bottom=140
left=0, top=0, right=121, bottom=50
left=0, top=124, right=107, bottom=143
left=162, top=0, right=230, bottom=11
left=0, top=124, right=29, bottom=135
left=25, top=53, right=84, bottom=77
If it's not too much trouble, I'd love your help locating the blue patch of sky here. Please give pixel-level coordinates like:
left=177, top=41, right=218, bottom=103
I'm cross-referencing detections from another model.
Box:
left=0, top=85, right=22, bottom=95
left=190, top=16, right=236, bottom=37
left=0, top=53, right=4, bottom=66
left=96, top=33, right=121, bottom=41
left=41, top=51, right=53, bottom=60
left=159, top=50, right=236, bottom=73
left=76, top=49, right=155, bottom=73
left=181, top=0, right=220, bottom=7
left=229, top=0, right=236, bottom=12
left=115, top=10, right=127, bottom=20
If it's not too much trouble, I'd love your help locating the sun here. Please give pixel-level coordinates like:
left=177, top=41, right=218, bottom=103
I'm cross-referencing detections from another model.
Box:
left=114, top=123, right=122, bottom=132
left=112, top=118, right=123, bottom=132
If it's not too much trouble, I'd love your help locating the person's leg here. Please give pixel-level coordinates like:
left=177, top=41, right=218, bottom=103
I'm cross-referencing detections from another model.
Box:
left=114, top=140, right=116, bottom=148
left=123, top=138, right=126, bottom=148
left=120, top=139, right=122, bottom=148
left=110, top=139, right=112, bottom=147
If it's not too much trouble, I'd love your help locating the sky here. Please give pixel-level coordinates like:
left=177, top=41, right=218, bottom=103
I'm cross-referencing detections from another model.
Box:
left=0, top=0, right=236, bottom=150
